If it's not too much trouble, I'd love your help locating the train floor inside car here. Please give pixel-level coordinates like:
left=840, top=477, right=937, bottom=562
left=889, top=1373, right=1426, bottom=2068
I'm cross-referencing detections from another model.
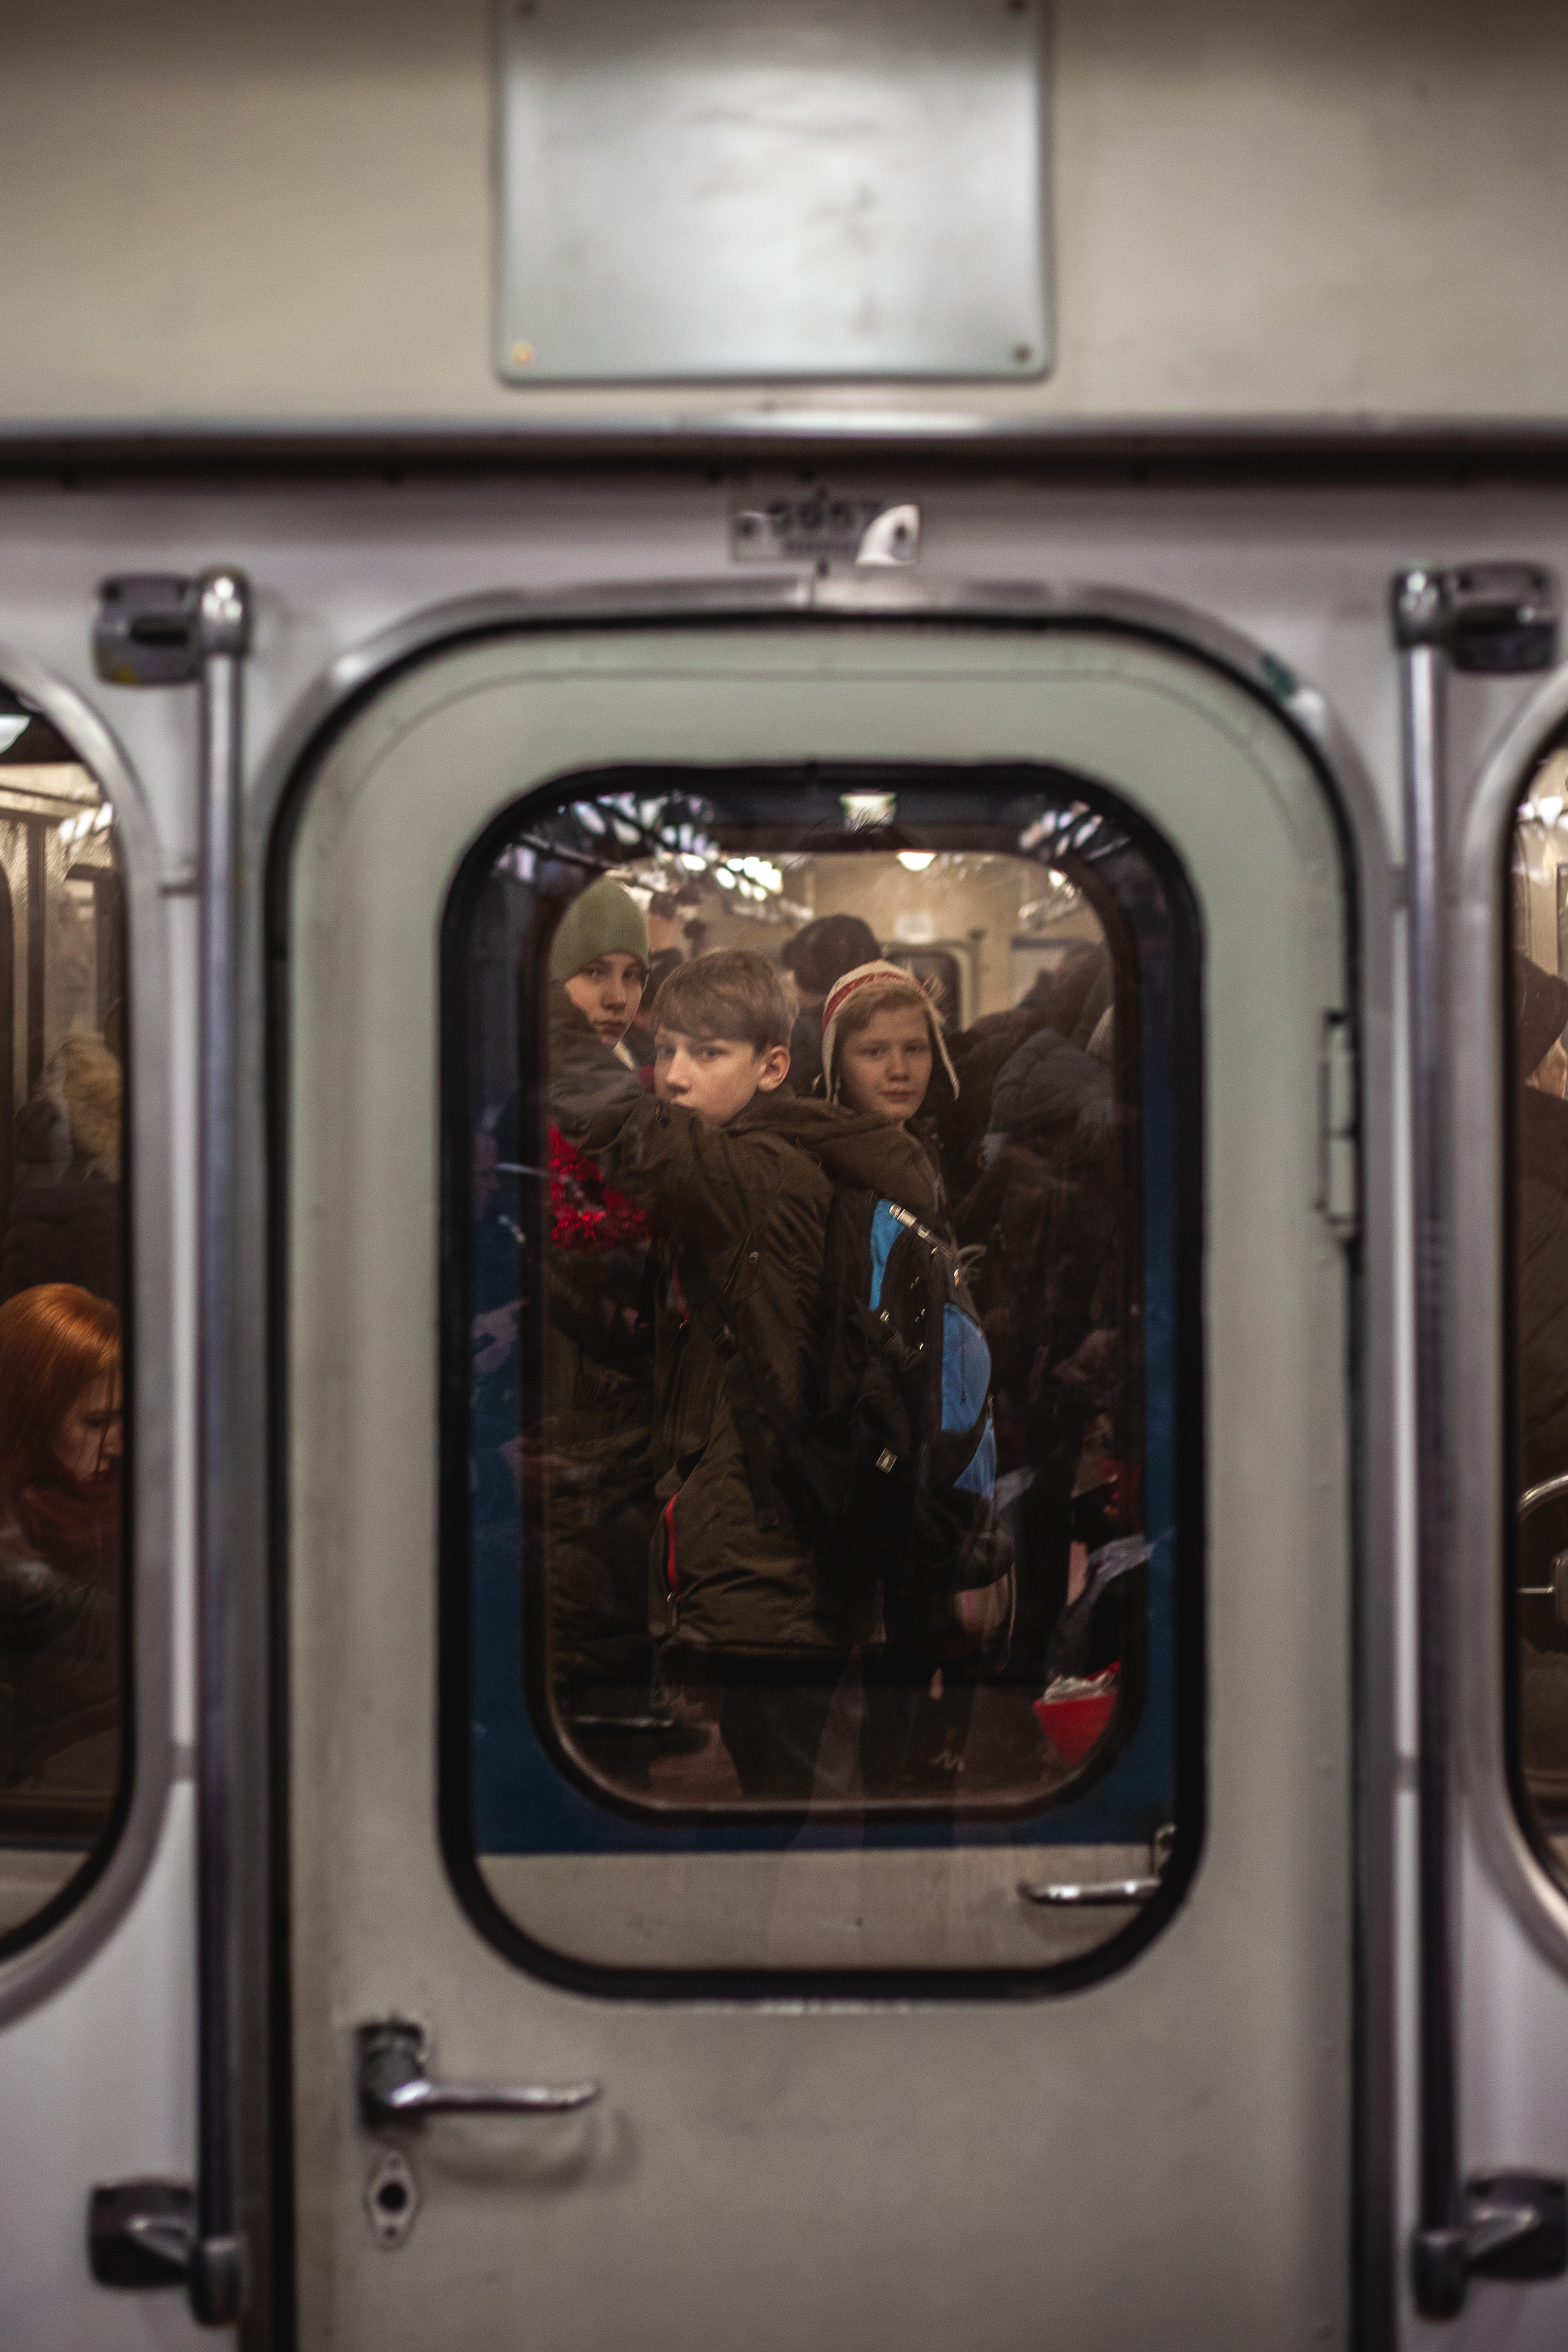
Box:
left=569, top=1680, right=1085, bottom=1811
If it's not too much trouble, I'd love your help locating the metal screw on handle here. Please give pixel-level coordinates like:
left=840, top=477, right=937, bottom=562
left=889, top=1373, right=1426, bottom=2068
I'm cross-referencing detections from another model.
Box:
left=358, top=2021, right=601, bottom=2129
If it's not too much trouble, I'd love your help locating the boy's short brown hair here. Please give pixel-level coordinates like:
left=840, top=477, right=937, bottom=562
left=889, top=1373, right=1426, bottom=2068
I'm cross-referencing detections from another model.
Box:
left=650, top=949, right=794, bottom=1053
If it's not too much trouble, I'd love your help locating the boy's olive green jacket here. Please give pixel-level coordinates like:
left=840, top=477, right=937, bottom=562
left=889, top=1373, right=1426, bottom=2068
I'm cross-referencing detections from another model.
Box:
left=550, top=996, right=941, bottom=1661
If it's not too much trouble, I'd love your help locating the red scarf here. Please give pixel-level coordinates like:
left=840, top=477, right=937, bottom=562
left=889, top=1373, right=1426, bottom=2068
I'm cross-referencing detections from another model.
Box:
left=547, top=1125, right=652, bottom=1253
left=15, top=1466, right=122, bottom=1590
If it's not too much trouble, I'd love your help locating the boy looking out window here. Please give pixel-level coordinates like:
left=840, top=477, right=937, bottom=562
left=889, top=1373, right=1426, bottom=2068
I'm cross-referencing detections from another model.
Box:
left=551, top=946, right=938, bottom=1799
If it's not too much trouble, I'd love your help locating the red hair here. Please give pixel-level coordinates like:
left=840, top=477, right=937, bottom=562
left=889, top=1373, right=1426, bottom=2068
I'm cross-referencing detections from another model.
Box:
left=0, top=1285, right=121, bottom=1511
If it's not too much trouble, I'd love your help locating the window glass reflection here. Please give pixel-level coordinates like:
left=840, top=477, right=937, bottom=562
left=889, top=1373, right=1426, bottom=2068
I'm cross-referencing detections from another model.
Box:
left=1514, top=756, right=1568, bottom=1847
left=459, top=773, right=1185, bottom=1929
left=0, top=699, right=127, bottom=1945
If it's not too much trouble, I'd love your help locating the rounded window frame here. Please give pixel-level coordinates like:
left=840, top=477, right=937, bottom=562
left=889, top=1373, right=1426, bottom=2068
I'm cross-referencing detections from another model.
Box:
left=0, top=645, right=174, bottom=2020
left=257, top=580, right=1390, bottom=2011
left=1465, top=676, right=1568, bottom=1969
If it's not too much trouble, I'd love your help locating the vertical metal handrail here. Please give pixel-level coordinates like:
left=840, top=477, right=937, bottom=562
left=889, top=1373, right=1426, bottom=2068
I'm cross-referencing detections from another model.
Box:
left=190, top=569, right=253, bottom=2328
left=1393, top=570, right=1469, bottom=2316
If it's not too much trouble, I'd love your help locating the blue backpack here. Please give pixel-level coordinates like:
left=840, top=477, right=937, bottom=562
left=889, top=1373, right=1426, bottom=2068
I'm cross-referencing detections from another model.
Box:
left=693, top=1187, right=1015, bottom=1661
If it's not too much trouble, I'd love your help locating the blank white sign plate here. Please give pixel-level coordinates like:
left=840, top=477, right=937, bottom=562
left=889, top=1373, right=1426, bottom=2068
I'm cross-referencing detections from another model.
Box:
left=496, top=0, right=1051, bottom=386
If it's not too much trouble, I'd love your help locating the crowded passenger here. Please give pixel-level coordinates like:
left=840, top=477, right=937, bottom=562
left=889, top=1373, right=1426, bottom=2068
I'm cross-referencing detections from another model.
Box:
left=1514, top=950, right=1568, bottom=1492
left=0, top=1284, right=122, bottom=1796
left=0, top=1031, right=122, bottom=1311
left=815, top=957, right=972, bottom=1782
left=514, top=835, right=1146, bottom=1810
left=936, top=942, right=1106, bottom=1199
left=778, top=913, right=879, bottom=1099
left=1511, top=951, right=1568, bottom=1799
left=956, top=998, right=1125, bottom=1687
left=819, top=956, right=959, bottom=1214
left=542, top=879, right=659, bottom=1735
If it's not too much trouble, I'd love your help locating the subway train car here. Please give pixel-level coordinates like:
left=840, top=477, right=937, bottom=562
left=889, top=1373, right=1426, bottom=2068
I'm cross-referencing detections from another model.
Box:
left=8, top=4, right=1568, bottom=2347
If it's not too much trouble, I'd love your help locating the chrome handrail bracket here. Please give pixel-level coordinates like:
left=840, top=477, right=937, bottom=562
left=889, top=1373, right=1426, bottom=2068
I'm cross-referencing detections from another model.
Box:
left=1394, top=565, right=1465, bottom=2318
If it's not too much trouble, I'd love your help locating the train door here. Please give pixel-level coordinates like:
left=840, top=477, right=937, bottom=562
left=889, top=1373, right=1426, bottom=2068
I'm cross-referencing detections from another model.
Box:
left=281, top=613, right=1355, bottom=2349
left=1433, top=652, right=1568, bottom=2348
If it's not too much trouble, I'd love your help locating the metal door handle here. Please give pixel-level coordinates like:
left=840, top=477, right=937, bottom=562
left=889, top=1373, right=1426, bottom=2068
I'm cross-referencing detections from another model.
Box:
left=1018, top=1872, right=1159, bottom=1908
left=1018, top=1823, right=1174, bottom=1909
left=358, top=2021, right=600, bottom=2128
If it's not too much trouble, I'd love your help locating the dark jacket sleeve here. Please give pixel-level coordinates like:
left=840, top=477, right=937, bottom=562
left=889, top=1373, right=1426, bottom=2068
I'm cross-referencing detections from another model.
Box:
left=549, top=987, right=793, bottom=1257
left=1520, top=1173, right=1568, bottom=1485
left=573, top=1094, right=789, bottom=1264
left=0, top=1550, right=119, bottom=1668
left=546, top=987, right=645, bottom=1135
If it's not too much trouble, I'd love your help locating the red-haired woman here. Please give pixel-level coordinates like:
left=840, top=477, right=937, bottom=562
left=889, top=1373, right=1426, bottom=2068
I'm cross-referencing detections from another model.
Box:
left=0, top=1283, right=122, bottom=1792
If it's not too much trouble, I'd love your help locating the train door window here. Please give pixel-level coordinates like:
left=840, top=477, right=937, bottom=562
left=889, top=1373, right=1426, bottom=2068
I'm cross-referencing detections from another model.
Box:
left=449, top=777, right=1191, bottom=1975
left=0, top=689, right=128, bottom=1949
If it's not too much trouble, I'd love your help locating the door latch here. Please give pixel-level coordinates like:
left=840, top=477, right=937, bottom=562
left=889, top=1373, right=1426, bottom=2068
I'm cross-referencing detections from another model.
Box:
left=87, top=2178, right=194, bottom=2288
left=1413, top=2172, right=1568, bottom=2314
left=91, top=576, right=205, bottom=686
left=1392, top=561, right=1558, bottom=673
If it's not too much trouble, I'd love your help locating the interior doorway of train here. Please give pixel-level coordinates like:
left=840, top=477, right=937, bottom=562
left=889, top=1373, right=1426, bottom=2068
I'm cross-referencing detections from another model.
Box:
left=283, top=618, right=1354, bottom=2348
left=469, top=794, right=1135, bottom=1853
left=0, top=685, right=127, bottom=1949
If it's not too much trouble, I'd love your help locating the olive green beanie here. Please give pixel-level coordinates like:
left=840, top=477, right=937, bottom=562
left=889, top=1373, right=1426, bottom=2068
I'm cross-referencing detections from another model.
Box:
left=549, top=877, right=649, bottom=982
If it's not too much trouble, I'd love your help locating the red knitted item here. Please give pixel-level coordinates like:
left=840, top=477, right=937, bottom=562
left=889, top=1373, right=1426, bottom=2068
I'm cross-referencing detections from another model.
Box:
left=547, top=1125, right=652, bottom=1253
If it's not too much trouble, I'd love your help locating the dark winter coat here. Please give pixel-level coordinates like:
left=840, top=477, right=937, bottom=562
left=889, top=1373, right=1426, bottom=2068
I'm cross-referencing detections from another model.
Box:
left=989, top=1027, right=1115, bottom=1152
left=554, top=1042, right=941, bottom=1661
left=544, top=995, right=658, bottom=1696
left=0, top=1175, right=121, bottom=1309
left=1517, top=1085, right=1568, bottom=1491
left=0, top=1527, right=119, bottom=1786
left=933, top=946, right=1107, bottom=1197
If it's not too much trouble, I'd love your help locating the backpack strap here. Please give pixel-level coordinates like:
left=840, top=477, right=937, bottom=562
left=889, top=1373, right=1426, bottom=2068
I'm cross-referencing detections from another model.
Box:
left=679, top=1261, right=783, bottom=1536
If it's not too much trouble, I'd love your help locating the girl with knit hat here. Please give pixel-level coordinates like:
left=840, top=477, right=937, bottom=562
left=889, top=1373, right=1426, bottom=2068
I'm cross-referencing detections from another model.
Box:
left=820, top=962, right=975, bottom=1788
left=819, top=960, right=959, bottom=1225
left=821, top=960, right=958, bottom=1120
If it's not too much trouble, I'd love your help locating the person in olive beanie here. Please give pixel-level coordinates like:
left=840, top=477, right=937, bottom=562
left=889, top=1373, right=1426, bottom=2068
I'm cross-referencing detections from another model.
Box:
left=542, top=879, right=658, bottom=1740
left=550, top=876, right=653, bottom=1054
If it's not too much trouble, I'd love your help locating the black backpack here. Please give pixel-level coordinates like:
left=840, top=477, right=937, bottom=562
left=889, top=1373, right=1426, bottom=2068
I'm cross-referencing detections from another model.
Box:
left=689, top=1189, right=1014, bottom=1661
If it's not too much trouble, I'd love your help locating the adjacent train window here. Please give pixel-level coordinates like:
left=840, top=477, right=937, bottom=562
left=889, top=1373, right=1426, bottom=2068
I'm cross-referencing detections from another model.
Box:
left=448, top=769, right=1195, bottom=1974
left=0, top=691, right=128, bottom=1951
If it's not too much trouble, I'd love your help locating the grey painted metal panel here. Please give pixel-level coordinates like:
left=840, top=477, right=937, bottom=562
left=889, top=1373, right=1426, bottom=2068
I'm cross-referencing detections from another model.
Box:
left=495, top=0, right=1051, bottom=385
left=286, top=618, right=1349, bottom=2346
left=0, top=476, right=1441, bottom=2345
